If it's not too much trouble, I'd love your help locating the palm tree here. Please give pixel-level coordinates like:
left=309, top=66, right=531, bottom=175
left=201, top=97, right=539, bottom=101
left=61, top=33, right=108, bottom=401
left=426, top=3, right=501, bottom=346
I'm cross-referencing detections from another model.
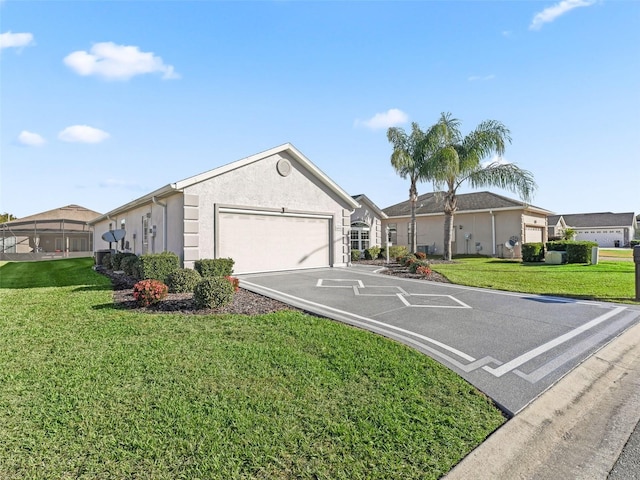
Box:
left=387, top=122, right=436, bottom=254
left=427, top=113, right=537, bottom=261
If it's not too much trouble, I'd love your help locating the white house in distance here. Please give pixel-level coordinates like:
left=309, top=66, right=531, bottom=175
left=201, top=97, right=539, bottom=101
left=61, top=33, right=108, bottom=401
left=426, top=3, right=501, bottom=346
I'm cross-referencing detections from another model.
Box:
left=550, top=212, right=637, bottom=247
left=90, top=144, right=359, bottom=274
left=379, top=191, right=553, bottom=258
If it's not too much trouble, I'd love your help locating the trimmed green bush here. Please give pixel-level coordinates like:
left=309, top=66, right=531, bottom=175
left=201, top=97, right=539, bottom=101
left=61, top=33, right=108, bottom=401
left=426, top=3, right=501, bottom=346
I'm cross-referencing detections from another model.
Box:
left=111, top=252, right=137, bottom=271
left=121, top=255, right=141, bottom=279
left=545, top=240, right=598, bottom=264
left=193, top=276, right=235, bottom=309
left=167, top=268, right=202, bottom=293
left=138, top=252, right=180, bottom=283
left=522, top=243, right=545, bottom=262
left=566, top=241, right=598, bottom=264
left=364, top=246, right=381, bottom=260
left=195, top=258, right=235, bottom=277
left=388, top=245, right=409, bottom=259
left=351, top=249, right=361, bottom=262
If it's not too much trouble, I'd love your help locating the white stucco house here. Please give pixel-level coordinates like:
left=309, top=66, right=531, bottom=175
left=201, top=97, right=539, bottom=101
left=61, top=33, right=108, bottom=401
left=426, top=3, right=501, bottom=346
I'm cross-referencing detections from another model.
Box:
left=553, top=212, right=637, bottom=247
left=379, top=191, right=553, bottom=258
left=89, top=144, right=359, bottom=274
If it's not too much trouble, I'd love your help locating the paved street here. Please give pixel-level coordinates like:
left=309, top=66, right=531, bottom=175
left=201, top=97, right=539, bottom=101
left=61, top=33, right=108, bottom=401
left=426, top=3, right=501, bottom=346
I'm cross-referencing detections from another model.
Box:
left=239, top=267, right=640, bottom=416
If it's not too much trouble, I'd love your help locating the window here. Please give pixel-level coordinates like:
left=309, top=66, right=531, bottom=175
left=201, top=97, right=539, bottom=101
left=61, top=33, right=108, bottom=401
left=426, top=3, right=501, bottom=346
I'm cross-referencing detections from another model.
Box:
left=387, top=223, right=397, bottom=245
left=350, top=222, right=370, bottom=251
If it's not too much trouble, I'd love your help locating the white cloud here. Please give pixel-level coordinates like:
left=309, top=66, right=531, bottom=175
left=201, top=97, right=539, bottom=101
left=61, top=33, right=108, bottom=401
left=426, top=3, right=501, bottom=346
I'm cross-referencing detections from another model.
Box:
left=0, top=31, right=35, bottom=50
left=355, top=108, right=408, bottom=130
left=482, top=155, right=511, bottom=168
left=468, top=74, right=496, bottom=82
left=58, top=125, right=110, bottom=143
left=530, top=0, right=596, bottom=31
left=63, top=42, right=180, bottom=80
left=17, top=130, right=46, bottom=146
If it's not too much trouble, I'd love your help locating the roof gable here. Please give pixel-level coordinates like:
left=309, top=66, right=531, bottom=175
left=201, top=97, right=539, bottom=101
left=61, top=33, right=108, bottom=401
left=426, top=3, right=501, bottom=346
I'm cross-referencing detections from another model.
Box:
left=90, top=144, right=358, bottom=223
left=352, top=194, right=388, bottom=219
left=1, top=205, right=102, bottom=226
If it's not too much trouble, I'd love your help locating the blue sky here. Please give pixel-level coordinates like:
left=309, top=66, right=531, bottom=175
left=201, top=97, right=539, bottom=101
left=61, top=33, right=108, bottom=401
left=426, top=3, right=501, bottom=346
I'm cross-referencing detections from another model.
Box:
left=2, top=0, right=639, bottom=219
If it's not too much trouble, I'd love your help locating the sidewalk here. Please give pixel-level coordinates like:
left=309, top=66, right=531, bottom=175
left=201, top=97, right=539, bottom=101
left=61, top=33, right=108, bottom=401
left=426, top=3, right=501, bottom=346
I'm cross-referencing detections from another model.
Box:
left=444, top=320, right=640, bottom=480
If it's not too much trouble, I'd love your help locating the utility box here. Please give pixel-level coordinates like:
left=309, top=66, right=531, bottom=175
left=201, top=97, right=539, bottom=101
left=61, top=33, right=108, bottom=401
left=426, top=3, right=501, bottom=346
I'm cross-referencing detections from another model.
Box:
left=545, top=250, right=566, bottom=265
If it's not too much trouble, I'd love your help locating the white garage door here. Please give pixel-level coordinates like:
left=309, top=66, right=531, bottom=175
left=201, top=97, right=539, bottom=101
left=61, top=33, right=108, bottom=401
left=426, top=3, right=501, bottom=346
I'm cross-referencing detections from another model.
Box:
left=217, top=209, right=331, bottom=274
left=525, top=226, right=544, bottom=243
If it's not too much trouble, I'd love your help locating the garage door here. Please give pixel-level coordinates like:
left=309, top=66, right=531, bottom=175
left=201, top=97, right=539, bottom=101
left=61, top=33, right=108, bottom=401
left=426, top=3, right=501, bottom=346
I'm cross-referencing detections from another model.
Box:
left=525, top=226, right=544, bottom=243
left=217, top=209, right=331, bottom=274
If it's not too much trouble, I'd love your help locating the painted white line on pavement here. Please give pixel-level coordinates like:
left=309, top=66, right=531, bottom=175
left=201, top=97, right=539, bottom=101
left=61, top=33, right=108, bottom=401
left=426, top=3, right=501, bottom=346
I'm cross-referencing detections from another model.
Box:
left=483, top=306, right=627, bottom=378
left=241, top=280, right=477, bottom=362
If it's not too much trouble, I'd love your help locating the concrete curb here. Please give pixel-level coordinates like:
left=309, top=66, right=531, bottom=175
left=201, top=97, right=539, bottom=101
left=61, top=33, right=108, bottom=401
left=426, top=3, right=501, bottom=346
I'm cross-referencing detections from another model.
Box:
left=444, top=320, right=640, bottom=480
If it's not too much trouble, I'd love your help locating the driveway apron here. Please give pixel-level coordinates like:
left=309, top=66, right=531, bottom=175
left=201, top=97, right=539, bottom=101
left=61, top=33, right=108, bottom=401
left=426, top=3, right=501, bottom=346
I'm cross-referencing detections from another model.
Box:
left=238, top=267, right=640, bottom=416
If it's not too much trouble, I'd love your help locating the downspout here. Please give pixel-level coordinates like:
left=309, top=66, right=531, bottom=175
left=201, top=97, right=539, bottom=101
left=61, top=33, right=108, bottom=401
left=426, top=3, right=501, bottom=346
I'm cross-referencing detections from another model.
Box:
left=152, top=196, right=168, bottom=252
left=490, top=210, right=496, bottom=256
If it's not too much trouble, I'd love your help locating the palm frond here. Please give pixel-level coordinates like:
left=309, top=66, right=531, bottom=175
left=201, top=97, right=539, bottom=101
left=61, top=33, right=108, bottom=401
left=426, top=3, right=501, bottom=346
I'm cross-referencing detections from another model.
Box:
left=468, top=163, right=537, bottom=203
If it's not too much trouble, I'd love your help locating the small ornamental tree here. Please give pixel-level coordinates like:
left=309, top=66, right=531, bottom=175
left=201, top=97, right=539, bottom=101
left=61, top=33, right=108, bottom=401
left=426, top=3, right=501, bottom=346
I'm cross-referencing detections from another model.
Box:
left=133, top=279, right=168, bottom=307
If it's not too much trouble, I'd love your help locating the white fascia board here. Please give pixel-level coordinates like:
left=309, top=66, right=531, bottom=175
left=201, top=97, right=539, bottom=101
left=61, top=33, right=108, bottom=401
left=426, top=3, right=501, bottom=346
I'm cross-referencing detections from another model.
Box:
left=353, top=195, right=388, bottom=219
left=88, top=184, right=176, bottom=225
left=384, top=205, right=551, bottom=221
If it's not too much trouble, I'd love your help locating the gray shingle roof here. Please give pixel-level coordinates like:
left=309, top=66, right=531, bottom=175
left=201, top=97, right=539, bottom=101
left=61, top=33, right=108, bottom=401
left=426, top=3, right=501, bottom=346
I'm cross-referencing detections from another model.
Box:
left=383, top=191, right=548, bottom=217
left=558, top=212, right=636, bottom=228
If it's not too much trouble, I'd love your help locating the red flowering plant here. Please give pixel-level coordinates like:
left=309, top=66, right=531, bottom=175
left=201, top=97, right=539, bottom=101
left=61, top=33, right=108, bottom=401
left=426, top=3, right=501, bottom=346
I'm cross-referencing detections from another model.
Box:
left=416, top=265, right=432, bottom=277
left=132, top=279, right=169, bottom=307
left=225, top=276, right=240, bottom=292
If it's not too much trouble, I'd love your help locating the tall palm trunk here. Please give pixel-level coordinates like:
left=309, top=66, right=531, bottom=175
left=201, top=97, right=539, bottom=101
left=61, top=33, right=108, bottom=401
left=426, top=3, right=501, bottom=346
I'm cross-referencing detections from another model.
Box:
left=442, top=191, right=457, bottom=261
left=409, top=181, right=418, bottom=254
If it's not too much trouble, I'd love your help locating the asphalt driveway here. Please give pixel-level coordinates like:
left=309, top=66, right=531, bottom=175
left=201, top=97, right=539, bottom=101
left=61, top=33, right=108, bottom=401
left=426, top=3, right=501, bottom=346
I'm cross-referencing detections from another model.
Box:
left=238, top=266, right=640, bottom=416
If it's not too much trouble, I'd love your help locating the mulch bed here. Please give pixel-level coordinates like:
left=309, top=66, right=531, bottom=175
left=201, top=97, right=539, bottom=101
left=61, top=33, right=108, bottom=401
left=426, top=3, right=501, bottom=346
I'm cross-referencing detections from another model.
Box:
left=97, top=260, right=452, bottom=315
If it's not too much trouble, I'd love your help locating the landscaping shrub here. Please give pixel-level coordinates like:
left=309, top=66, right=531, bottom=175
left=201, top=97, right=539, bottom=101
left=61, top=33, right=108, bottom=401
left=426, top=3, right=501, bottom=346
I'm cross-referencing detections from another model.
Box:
left=400, top=254, right=417, bottom=267
left=522, top=243, right=545, bottom=262
left=193, top=276, right=235, bottom=309
left=388, top=245, right=409, bottom=259
left=408, top=259, right=430, bottom=274
left=351, top=249, right=361, bottom=262
left=225, top=275, right=240, bottom=292
left=415, top=251, right=427, bottom=260
left=364, top=246, right=381, bottom=260
left=545, top=240, right=598, bottom=264
left=416, top=264, right=432, bottom=276
left=112, top=252, right=137, bottom=271
left=195, top=258, right=235, bottom=277
left=101, top=252, right=112, bottom=269
left=138, top=252, right=180, bottom=283
left=566, top=241, right=597, bottom=264
left=121, top=255, right=141, bottom=279
left=630, top=240, right=639, bottom=247
left=132, top=279, right=168, bottom=307
left=167, top=268, right=202, bottom=293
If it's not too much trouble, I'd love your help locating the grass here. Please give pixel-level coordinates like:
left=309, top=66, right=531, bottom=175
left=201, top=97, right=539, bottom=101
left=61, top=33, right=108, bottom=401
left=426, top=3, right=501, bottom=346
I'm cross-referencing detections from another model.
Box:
left=0, top=258, right=505, bottom=479
left=599, top=248, right=633, bottom=260
left=429, top=257, right=637, bottom=304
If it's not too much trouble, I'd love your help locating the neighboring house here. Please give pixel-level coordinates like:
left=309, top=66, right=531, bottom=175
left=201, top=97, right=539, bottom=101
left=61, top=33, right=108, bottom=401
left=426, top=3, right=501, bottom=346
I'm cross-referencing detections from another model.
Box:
left=350, top=194, right=388, bottom=252
left=0, top=204, right=100, bottom=260
left=381, top=191, right=553, bottom=258
left=547, top=215, right=568, bottom=240
left=89, top=144, right=359, bottom=274
left=555, top=212, right=637, bottom=247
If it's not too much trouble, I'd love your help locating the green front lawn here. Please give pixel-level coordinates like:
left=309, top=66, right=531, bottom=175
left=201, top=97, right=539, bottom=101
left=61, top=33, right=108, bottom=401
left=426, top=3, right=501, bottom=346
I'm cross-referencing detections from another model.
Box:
left=430, top=257, right=636, bottom=303
left=0, top=259, right=504, bottom=479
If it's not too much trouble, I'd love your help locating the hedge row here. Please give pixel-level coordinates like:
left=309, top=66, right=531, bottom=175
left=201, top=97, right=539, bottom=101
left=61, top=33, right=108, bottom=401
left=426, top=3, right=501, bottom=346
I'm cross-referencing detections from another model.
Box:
left=522, top=240, right=599, bottom=264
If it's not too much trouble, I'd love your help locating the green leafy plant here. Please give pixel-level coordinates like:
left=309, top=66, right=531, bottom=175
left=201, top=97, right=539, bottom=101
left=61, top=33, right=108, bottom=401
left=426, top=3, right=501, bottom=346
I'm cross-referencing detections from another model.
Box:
left=522, top=243, right=545, bottom=262
left=409, top=259, right=430, bottom=274
left=101, top=252, right=112, bottom=269
left=193, top=276, right=235, bottom=309
left=195, top=258, right=235, bottom=277
left=121, top=255, right=141, bottom=279
left=351, top=249, right=361, bottom=262
left=132, top=279, right=168, bottom=307
left=138, top=252, right=180, bottom=283
left=364, top=246, right=381, bottom=260
left=167, top=268, right=202, bottom=293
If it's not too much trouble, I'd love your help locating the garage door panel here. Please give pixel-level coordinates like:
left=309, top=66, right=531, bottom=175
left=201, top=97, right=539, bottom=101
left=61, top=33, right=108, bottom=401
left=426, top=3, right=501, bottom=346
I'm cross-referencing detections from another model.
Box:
left=218, top=212, right=330, bottom=274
